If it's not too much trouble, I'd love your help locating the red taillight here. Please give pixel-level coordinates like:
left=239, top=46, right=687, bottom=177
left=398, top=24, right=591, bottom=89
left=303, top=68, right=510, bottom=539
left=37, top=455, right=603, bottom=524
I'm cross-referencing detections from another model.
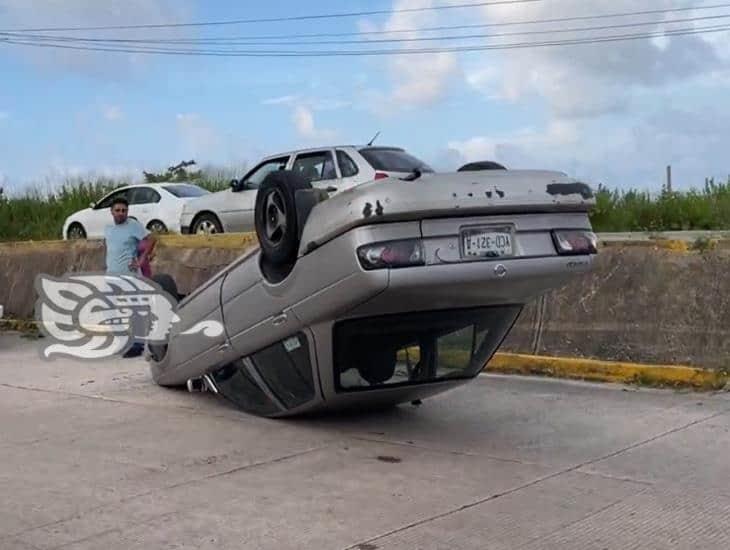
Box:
left=551, top=230, right=598, bottom=255
left=374, top=172, right=388, bottom=180
left=357, top=239, right=425, bottom=270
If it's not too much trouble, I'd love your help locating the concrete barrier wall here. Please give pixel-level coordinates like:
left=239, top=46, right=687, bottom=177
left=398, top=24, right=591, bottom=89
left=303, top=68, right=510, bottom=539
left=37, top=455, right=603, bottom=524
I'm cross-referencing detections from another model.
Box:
left=1, top=235, right=728, bottom=370
left=499, top=241, right=730, bottom=370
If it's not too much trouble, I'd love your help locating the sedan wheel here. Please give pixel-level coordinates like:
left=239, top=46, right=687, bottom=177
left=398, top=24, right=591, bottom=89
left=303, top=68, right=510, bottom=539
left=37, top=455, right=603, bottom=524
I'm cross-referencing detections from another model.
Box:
left=67, top=223, right=86, bottom=239
left=147, top=220, right=168, bottom=234
left=192, top=213, right=223, bottom=235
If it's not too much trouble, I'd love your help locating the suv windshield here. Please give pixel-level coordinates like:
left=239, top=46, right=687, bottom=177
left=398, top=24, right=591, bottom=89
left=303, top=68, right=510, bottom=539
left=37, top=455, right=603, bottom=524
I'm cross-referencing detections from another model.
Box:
left=162, top=184, right=209, bottom=198
left=359, top=147, right=434, bottom=173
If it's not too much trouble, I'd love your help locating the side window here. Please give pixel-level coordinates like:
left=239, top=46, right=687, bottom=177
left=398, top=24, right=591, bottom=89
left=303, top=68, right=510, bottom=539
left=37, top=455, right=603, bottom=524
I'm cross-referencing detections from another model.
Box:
left=337, top=150, right=359, bottom=178
left=210, top=332, right=315, bottom=414
left=249, top=332, right=315, bottom=410
left=95, top=189, right=130, bottom=209
left=240, top=157, right=289, bottom=190
left=292, top=151, right=337, bottom=182
left=210, top=360, right=281, bottom=416
left=129, top=187, right=161, bottom=205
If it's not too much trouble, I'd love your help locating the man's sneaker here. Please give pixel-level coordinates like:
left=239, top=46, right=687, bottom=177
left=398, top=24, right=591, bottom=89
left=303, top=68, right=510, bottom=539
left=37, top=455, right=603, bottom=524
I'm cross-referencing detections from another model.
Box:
left=123, top=343, right=144, bottom=358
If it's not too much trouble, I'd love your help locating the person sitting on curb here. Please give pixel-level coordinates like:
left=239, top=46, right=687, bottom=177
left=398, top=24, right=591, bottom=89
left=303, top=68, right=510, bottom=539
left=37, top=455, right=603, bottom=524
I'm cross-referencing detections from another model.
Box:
left=104, top=195, right=157, bottom=358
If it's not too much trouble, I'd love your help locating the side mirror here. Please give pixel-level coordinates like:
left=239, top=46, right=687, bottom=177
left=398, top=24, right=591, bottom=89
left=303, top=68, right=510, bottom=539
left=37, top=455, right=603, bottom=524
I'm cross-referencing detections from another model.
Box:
left=89, top=202, right=96, bottom=208
left=230, top=178, right=240, bottom=190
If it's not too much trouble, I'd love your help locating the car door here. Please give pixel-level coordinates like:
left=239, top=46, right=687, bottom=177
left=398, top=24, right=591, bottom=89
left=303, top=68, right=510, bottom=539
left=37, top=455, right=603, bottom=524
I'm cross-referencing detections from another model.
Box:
left=221, top=156, right=290, bottom=233
left=86, top=188, right=132, bottom=238
left=127, top=186, right=161, bottom=229
left=290, top=150, right=341, bottom=193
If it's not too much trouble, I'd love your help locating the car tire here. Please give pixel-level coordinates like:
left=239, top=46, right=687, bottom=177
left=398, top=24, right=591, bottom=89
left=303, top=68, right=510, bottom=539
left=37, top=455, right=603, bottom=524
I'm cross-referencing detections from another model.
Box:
left=66, top=222, right=86, bottom=239
left=192, top=212, right=223, bottom=234
left=254, top=170, right=312, bottom=266
left=147, top=220, right=168, bottom=233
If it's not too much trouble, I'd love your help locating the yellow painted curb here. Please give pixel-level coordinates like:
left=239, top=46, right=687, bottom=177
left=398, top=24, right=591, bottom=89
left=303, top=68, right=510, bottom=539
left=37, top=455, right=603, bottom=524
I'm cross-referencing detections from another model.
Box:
left=0, top=318, right=40, bottom=333
left=157, top=232, right=257, bottom=250
left=487, top=352, right=729, bottom=390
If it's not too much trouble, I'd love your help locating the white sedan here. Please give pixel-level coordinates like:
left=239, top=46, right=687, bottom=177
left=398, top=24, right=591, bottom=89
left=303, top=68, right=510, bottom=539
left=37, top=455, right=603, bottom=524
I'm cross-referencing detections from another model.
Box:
left=61, top=182, right=210, bottom=239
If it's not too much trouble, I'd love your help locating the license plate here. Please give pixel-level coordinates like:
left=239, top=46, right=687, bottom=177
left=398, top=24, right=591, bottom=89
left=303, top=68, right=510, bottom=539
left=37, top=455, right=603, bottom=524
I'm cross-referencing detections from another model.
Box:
left=461, top=227, right=513, bottom=258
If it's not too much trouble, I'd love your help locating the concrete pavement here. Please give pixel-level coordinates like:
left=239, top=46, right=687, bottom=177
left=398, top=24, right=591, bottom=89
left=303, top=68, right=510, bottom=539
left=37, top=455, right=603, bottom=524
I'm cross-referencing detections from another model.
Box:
left=1, top=331, right=729, bottom=549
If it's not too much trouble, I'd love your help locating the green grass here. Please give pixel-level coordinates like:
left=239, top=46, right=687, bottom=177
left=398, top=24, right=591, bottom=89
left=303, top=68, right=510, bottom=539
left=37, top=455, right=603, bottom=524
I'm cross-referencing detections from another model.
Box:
left=589, top=177, right=730, bottom=232
left=1, top=175, right=729, bottom=242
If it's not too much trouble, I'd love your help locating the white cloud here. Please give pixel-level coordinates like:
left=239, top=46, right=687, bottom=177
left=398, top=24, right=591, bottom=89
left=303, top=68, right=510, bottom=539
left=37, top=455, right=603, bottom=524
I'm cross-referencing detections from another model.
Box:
left=447, top=119, right=581, bottom=167
left=102, top=105, right=123, bottom=121
left=359, top=0, right=462, bottom=113
left=445, top=101, right=730, bottom=191
left=0, top=0, right=194, bottom=76
left=466, top=0, right=726, bottom=119
left=292, top=106, right=337, bottom=141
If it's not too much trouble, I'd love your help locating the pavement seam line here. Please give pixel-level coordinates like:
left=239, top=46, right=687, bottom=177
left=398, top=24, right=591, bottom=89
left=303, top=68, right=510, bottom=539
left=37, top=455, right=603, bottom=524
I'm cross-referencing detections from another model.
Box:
left=0, top=382, right=268, bottom=423
left=7, top=445, right=328, bottom=541
left=573, top=406, right=730, bottom=471
left=512, top=486, right=653, bottom=550
left=343, top=406, right=730, bottom=550
left=570, top=469, right=654, bottom=487
left=46, top=511, right=181, bottom=550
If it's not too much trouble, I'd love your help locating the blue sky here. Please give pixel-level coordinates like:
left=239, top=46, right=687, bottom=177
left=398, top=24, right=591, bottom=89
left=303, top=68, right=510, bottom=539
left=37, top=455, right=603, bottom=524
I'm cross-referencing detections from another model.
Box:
left=1, top=0, right=729, bottom=195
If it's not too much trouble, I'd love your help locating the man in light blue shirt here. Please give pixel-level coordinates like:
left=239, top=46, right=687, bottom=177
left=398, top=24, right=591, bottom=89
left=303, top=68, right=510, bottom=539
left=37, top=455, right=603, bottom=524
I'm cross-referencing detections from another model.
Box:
left=104, top=195, right=157, bottom=357
left=104, top=196, right=155, bottom=274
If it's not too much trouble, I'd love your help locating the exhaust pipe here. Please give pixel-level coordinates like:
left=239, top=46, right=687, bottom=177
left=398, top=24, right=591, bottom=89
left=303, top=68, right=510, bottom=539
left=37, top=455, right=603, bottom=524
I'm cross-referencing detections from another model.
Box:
left=186, top=374, right=218, bottom=394
left=186, top=377, right=204, bottom=392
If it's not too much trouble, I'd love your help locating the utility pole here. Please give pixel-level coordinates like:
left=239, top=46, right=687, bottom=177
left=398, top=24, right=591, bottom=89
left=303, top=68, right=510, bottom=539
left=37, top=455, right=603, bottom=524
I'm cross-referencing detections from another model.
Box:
left=666, top=165, right=672, bottom=192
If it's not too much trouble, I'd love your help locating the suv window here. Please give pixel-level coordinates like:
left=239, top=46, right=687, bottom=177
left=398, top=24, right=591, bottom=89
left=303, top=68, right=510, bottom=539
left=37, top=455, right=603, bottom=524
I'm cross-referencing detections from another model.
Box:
left=241, top=156, right=289, bottom=189
left=337, top=150, right=359, bottom=178
left=358, top=147, right=434, bottom=173
left=129, top=186, right=161, bottom=205
left=292, top=151, right=337, bottom=182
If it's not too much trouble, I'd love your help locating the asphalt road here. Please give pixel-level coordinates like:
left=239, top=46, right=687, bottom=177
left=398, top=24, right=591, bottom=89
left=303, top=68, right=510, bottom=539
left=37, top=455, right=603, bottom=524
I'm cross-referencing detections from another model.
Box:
left=1, top=332, right=729, bottom=550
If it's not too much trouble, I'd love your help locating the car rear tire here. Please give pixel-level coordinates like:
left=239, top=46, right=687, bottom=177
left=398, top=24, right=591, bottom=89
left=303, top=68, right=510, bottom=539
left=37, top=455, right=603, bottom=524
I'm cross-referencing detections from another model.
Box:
left=67, top=222, right=86, bottom=239
left=192, top=212, right=223, bottom=234
left=254, top=170, right=312, bottom=266
left=147, top=220, right=167, bottom=233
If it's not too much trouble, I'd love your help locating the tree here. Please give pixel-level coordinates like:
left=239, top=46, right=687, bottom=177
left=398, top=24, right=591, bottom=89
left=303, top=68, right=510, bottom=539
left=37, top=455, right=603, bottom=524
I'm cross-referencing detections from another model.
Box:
left=143, top=160, right=203, bottom=183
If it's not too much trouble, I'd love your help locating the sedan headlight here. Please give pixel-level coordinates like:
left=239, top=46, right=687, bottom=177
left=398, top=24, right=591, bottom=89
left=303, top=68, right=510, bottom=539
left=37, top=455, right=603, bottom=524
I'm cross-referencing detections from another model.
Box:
left=551, top=229, right=598, bottom=255
left=357, top=239, right=425, bottom=270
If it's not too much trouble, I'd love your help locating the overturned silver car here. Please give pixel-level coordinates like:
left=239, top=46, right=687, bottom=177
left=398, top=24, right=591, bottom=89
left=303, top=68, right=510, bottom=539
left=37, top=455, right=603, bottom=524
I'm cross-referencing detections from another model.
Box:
left=147, top=168, right=597, bottom=417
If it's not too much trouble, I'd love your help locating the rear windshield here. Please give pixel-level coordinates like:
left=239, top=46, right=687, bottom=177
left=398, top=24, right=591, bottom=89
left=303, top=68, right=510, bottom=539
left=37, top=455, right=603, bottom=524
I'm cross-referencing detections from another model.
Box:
left=162, top=184, right=209, bottom=198
left=359, top=148, right=433, bottom=173
left=333, top=305, right=521, bottom=391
